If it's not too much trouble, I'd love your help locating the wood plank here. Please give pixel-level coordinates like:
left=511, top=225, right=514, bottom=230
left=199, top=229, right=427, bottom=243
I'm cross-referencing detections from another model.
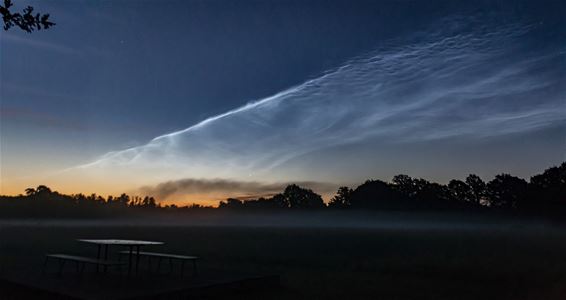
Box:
left=46, top=254, right=124, bottom=265
left=119, top=251, right=198, bottom=260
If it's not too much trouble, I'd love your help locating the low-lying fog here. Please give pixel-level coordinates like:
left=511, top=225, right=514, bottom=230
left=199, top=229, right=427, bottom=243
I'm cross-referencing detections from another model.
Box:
left=0, top=212, right=556, bottom=234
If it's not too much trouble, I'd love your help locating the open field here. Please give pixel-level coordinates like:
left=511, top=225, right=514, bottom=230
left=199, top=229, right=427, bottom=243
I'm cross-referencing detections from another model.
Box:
left=1, top=215, right=566, bottom=299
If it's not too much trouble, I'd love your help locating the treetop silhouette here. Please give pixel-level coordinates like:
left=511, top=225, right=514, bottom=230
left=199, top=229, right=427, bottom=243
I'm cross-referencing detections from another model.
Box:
left=1, top=162, right=565, bottom=217
left=1, top=0, right=55, bottom=32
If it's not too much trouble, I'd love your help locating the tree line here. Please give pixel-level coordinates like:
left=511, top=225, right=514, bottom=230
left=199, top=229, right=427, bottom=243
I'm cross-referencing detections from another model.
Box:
left=0, top=185, right=197, bottom=218
left=0, top=162, right=564, bottom=218
left=219, top=162, right=566, bottom=215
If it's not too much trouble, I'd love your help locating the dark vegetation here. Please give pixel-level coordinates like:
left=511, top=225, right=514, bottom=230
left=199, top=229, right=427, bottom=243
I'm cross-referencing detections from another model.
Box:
left=222, top=162, right=565, bottom=216
left=1, top=0, right=54, bottom=32
left=0, top=162, right=564, bottom=219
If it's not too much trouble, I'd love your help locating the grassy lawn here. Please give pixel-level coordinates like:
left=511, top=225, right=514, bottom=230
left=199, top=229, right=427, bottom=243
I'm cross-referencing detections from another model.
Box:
left=1, top=218, right=566, bottom=299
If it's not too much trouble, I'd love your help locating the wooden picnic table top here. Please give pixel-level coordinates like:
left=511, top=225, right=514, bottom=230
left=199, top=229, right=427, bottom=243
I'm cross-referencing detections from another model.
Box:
left=77, top=239, right=164, bottom=246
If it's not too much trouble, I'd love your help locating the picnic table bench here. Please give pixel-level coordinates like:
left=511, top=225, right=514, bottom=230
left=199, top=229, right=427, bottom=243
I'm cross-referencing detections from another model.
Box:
left=44, top=254, right=125, bottom=276
left=119, top=251, right=199, bottom=276
left=42, top=239, right=198, bottom=277
left=77, top=239, right=164, bottom=275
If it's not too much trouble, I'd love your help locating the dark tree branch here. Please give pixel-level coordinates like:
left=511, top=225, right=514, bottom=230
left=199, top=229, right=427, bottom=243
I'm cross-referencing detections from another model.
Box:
left=1, top=0, right=55, bottom=32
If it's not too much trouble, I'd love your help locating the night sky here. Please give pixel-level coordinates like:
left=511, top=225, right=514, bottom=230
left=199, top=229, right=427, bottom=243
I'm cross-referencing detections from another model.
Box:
left=1, top=0, right=565, bottom=205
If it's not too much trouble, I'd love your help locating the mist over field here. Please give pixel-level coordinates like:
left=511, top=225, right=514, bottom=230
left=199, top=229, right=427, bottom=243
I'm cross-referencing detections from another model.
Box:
left=1, top=1, right=566, bottom=299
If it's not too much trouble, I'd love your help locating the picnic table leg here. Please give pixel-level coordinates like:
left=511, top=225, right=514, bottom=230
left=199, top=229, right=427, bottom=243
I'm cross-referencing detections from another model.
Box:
left=117, top=261, right=124, bottom=278
left=104, top=244, right=109, bottom=273
left=42, top=256, right=49, bottom=275
left=96, top=244, right=101, bottom=273
left=192, top=260, right=198, bottom=276
left=180, top=260, right=185, bottom=277
left=128, top=246, right=133, bottom=276
left=157, top=257, right=162, bottom=273
left=76, top=262, right=85, bottom=281
left=58, top=259, right=65, bottom=277
left=135, top=245, right=141, bottom=274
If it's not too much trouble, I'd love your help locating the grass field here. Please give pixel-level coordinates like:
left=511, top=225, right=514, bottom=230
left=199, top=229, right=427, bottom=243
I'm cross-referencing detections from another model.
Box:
left=1, top=215, right=566, bottom=299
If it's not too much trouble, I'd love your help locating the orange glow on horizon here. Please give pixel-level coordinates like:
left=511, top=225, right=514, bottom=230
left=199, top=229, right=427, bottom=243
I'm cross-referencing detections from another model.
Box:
left=1, top=180, right=334, bottom=208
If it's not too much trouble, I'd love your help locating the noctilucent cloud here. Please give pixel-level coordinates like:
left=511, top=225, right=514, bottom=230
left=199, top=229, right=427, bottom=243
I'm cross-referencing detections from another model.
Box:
left=1, top=1, right=565, bottom=205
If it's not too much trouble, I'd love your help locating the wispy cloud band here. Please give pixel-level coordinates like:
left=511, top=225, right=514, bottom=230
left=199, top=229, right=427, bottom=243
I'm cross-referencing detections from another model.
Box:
left=67, top=14, right=565, bottom=197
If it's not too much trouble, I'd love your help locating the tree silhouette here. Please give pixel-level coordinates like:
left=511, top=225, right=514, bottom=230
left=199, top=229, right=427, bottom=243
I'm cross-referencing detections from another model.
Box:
left=466, top=174, right=487, bottom=205
left=448, top=179, right=473, bottom=203
left=328, top=186, right=353, bottom=209
left=117, top=193, right=130, bottom=207
left=413, top=180, right=450, bottom=203
left=34, top=185, right=52, bottom=198
left=141, top=196, right=157, bottom=208
left=24, top=187, right=36, bottom=196
left=219, top=198, right=244, bottom=209
left=1, top=0, right=55, bottom=32
left=525, top=162, right=566, bottom=213
left=3, top=162, right=566, bottom=217
left=391, top=175, right=416, bottom=198
left=487, top=174, right=528, bottom=209
left=391, top=176, right=447, bottom=206
left=243, top=197, right=285, bottom=209
left=278, top=184, right=325, bottom=209
left=349, top=180, right=406, bottom=210
left=530, top=162, right=566, bottom=202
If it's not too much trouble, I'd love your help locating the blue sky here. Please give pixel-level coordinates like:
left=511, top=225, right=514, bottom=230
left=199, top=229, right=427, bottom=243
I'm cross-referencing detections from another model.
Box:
left=1, top=0, right=564, bottom=204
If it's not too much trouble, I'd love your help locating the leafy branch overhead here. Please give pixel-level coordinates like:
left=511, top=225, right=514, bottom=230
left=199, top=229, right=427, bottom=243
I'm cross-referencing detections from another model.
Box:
left=1, top=0, right=55, bottom=32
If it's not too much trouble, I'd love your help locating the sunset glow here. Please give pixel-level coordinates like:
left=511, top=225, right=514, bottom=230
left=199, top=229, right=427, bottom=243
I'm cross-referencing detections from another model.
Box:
left=1, top=1, right=564, bottom=205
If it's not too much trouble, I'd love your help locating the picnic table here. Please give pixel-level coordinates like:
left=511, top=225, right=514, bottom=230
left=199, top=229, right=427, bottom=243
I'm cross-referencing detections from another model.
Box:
left=77, top=239, right=163, bottom=275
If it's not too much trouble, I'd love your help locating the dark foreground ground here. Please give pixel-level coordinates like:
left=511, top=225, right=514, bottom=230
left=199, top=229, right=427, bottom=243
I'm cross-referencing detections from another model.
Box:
left=1, top=214, right=566, bottom=299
